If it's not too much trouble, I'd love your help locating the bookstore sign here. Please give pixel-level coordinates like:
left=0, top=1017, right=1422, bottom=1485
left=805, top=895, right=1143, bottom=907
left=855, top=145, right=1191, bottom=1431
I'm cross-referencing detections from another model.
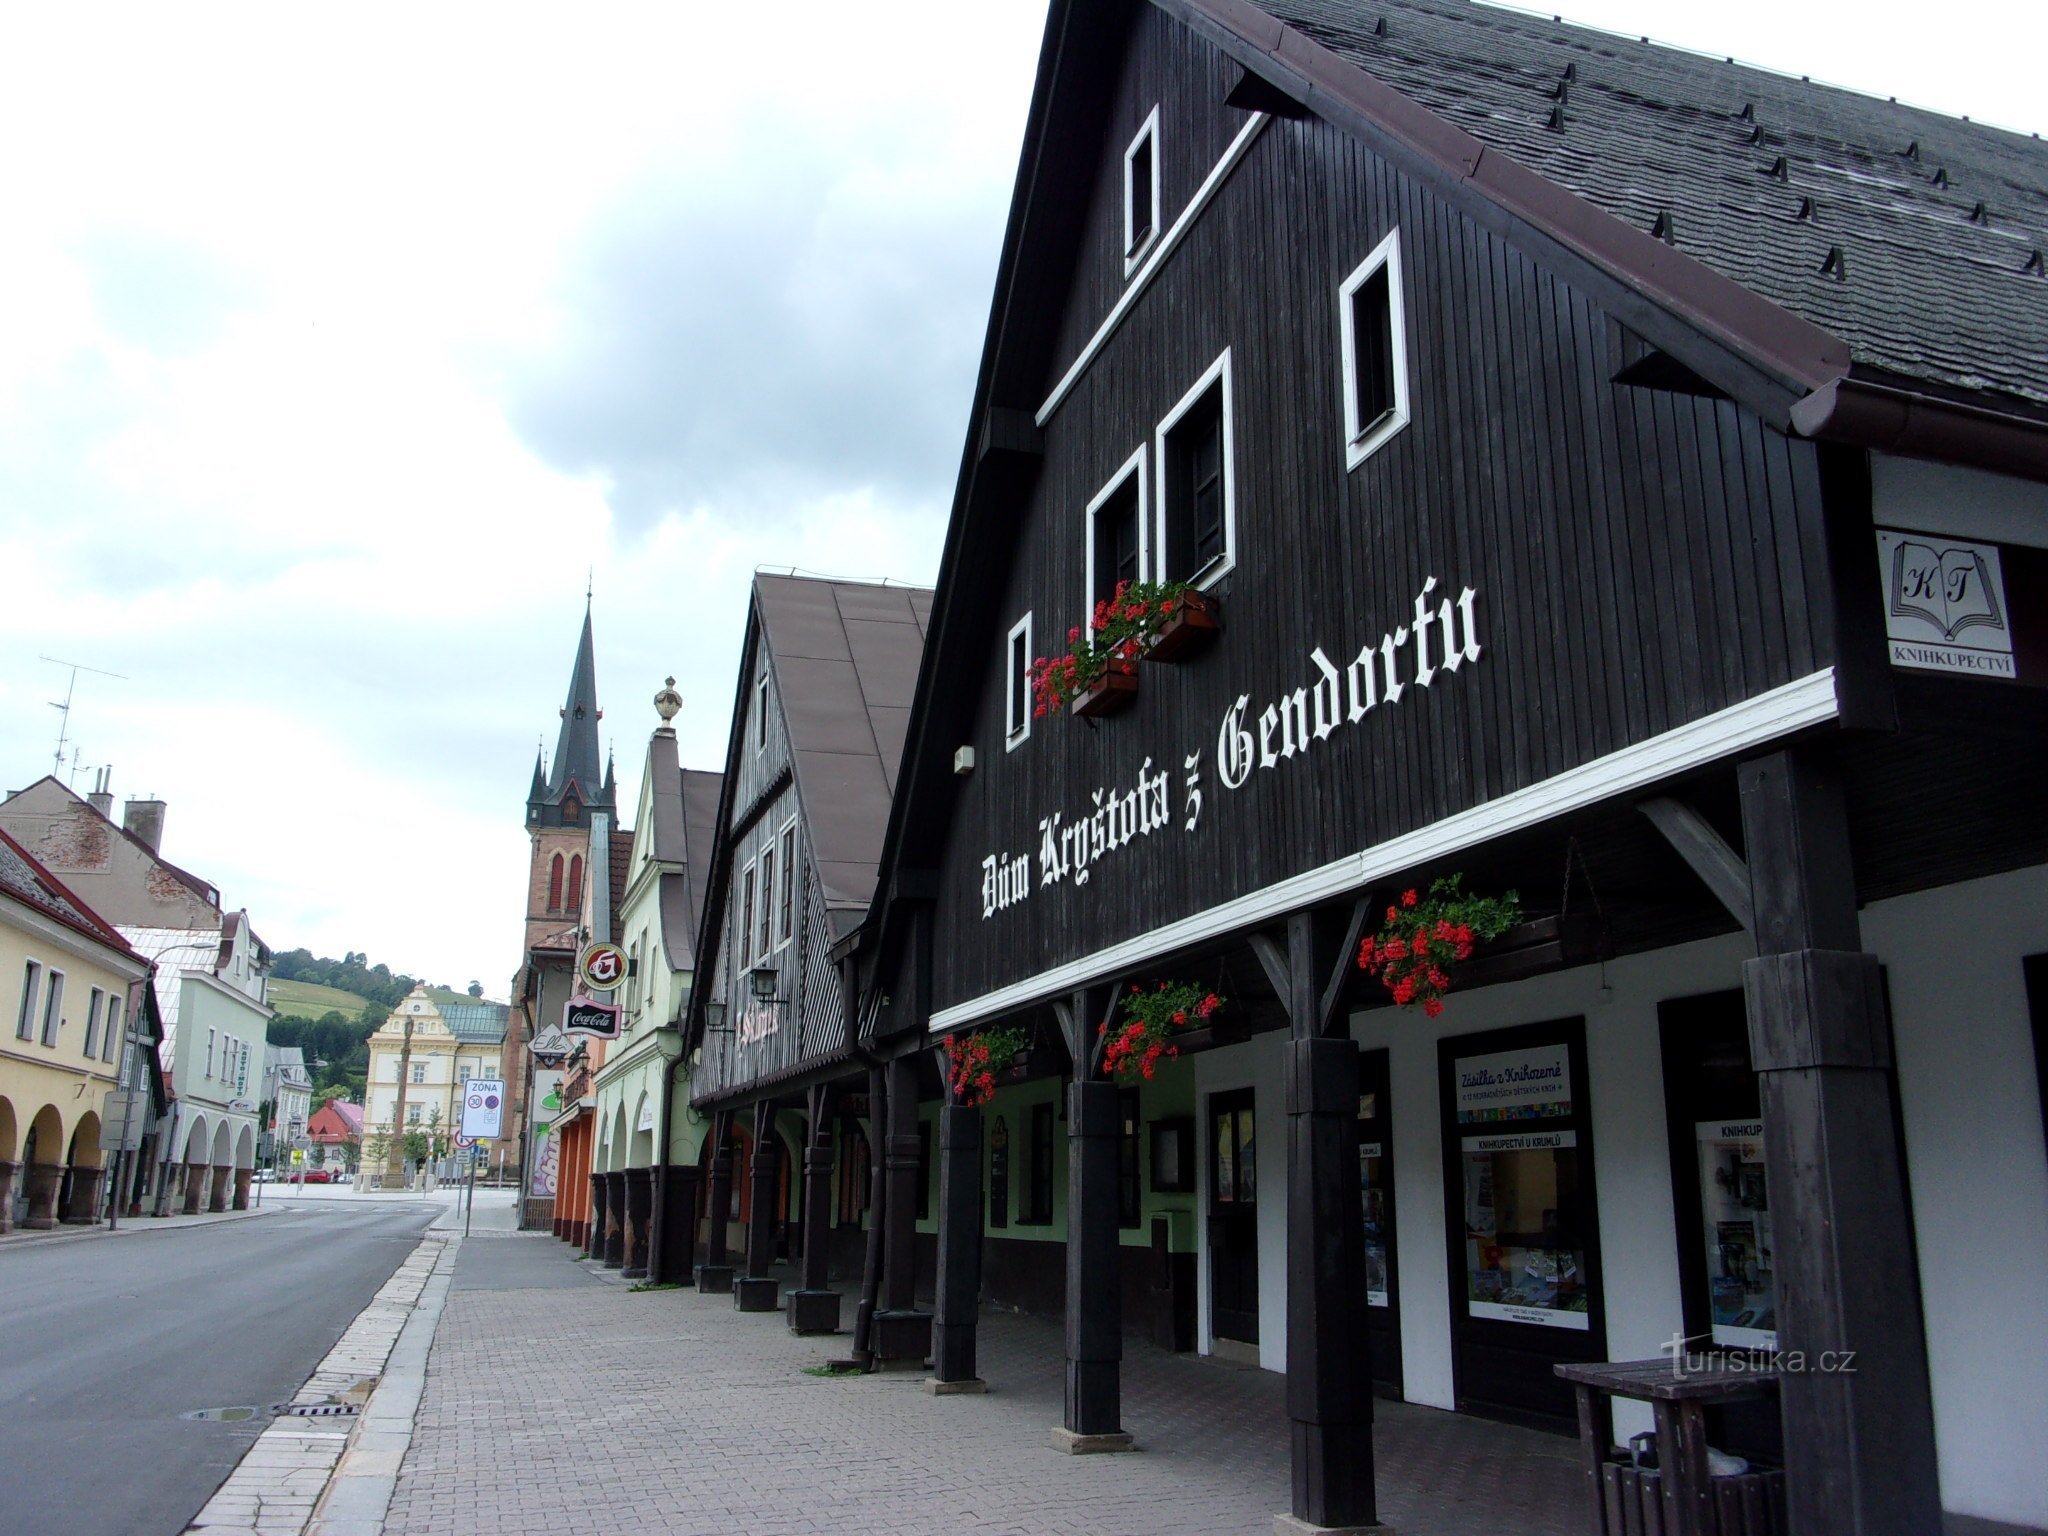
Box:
left=1877, top=528, right=2042, bottom=682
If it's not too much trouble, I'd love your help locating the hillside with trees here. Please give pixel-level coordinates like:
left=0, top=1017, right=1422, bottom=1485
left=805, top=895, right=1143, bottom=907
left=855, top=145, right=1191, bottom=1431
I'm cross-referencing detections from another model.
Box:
left=265, top=949, right=492, bottom=1103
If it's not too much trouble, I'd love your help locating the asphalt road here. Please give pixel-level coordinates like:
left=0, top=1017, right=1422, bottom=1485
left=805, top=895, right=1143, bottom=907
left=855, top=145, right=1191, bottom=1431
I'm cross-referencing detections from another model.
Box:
left=0, top=1195, right=439, bottom=1536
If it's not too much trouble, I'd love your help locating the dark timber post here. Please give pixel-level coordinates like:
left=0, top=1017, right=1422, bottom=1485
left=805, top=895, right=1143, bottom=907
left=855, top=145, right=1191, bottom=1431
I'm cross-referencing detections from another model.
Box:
left=652, top=1164, right=698, bottom=1286
left=601, top=1170, right=626, bottom=1267
left=871, top=1053, right=932, bottom=1366
left=788, top=1082, right=841, bottom=1334
left=1064, top=1075, right=1126, bottom=1447
left=621, top=1166, right=652, bottom=1278
left=1738, top=748, right=1940, bottom=1536
left=735, top=1099, right=782, bottom=1311
left=850, top=1064, right=888, bottom=1364
left=697, top=1110, right=735, bottom=1293
left=930, top=1099, right=984, bottom=1388
left=1254, top=902, right=1382, bottom=1533
left=586, top=1170, right=607, bottom=1260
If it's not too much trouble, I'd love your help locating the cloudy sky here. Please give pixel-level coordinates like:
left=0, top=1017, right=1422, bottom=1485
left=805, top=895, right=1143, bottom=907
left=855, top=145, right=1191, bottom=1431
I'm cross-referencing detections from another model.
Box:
left=0, top=1, right=2036, bottom=999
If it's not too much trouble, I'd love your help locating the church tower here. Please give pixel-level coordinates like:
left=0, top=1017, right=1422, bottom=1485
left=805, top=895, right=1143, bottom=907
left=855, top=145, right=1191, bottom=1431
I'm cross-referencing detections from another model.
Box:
left=524, top=600, right=616, bottom=953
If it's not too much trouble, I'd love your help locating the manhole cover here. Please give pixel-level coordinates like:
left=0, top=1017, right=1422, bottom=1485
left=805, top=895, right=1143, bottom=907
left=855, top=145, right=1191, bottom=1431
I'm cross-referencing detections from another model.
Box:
left=180, top=1406, right=262, bottom=1422
left=275, top=1402, right=361, bottom=1418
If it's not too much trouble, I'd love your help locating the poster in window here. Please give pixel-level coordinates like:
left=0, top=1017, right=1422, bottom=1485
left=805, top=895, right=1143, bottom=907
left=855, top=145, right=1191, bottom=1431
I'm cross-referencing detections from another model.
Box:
left=1453, top=1042, right=1572, bottom=1123
left=1695, top=1120, right=1775, bottom=1348
left=1360, top=1138, right=1389, bottom=1308
left=1459, top=1129, right=1590, bottom=1330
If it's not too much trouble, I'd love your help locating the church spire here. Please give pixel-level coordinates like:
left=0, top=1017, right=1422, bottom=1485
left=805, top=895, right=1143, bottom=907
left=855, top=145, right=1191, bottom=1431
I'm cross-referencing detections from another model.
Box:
left=528, top=599, right=612, bottom=825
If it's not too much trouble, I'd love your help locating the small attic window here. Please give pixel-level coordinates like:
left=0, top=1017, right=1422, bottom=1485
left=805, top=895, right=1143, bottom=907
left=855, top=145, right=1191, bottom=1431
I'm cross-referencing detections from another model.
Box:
left=754, top=672, right=769, bottom=754
left=1338, top=228, right=1411, bottom=470
left=1124, top=107, right=1161, bottom=276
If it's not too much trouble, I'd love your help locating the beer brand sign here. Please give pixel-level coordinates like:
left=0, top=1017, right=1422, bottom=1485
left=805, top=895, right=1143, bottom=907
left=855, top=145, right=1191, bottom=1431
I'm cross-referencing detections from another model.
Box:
left=979, top=577, right=1483, bottom=920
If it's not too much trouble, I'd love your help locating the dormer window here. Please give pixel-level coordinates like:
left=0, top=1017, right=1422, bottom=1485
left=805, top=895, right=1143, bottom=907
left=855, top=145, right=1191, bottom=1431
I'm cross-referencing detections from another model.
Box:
left=1005, top=613, right=1033, bottom=749
left=1123, top=107, right=1160, bottom=276
left=1086, top=447, right=1148, bottom=618
left=1157, top=349, right=1235, bottom=586
left=755, top=672, right=769, bottom=754
left=1338, top=228, right=1411, bottom=469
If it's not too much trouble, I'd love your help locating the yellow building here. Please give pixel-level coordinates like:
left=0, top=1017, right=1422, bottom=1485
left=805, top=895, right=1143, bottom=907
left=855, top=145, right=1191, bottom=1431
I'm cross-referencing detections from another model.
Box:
left=2, top=829, right=151, bottom=1231
left=365, top=988, right=508, bottom=1173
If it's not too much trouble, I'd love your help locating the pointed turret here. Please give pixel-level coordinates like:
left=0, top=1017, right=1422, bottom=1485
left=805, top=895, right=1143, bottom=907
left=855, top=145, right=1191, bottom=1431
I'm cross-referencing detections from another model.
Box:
left=527, top=744, right=548, bottom=803
left=527, top=600, right=614, bottom=828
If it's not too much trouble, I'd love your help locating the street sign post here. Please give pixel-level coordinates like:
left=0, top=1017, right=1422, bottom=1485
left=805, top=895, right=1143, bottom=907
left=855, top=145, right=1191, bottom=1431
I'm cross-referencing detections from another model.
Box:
left=459, top=1079, right=505, bottom=1140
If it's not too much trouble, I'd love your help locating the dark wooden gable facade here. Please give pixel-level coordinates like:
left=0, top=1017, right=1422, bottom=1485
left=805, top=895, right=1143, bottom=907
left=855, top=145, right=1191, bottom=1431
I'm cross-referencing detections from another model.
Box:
left=691, top=575, right=933, bottom=1102
left=877, top=0, right=1858, bottom=1027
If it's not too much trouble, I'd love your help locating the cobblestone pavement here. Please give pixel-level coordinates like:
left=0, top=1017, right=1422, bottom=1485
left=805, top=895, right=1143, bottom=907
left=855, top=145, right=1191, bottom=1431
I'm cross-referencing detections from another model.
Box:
left=384, top=1234, right=1580, bottom=1536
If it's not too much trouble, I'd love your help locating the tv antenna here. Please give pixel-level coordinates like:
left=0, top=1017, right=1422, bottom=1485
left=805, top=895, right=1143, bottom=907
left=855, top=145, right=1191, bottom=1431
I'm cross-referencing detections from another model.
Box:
left=40, top=655, right=128, bottom=775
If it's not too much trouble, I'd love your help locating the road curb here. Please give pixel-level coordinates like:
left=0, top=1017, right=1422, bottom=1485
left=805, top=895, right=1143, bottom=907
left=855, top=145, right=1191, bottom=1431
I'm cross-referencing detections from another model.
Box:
left=185, top=1230, right=459, bottom=1536
left=303, top=1233, right=461, bottom=1536
left=0, top=1204, right=284, bottom=1250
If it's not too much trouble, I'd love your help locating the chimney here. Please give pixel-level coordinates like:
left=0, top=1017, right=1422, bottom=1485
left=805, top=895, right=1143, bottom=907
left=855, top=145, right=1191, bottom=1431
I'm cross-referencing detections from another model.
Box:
left=87, top=767, right=114, bottom=820
left=123, top=798, right=166, bottom=853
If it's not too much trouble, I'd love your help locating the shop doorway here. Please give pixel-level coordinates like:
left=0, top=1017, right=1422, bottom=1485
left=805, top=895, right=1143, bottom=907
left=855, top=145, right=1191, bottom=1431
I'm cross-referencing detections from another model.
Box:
left=1207, top=1088, right=1258, bottom=1349
left=1439, top=1019, right=1604, bottom=1431
left=1358, top=1048, right=1402, bottom=1398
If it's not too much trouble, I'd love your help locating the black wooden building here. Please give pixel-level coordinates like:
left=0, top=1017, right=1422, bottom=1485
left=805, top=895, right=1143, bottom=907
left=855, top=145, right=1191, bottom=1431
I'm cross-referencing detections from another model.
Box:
left=838, top=1, right=2048, bottom=1533
left=677, top=574, right=936, bottom=1336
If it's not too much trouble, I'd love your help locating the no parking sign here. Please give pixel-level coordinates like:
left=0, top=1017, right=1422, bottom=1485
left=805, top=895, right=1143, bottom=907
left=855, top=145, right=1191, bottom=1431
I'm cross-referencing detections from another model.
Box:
left=459, top=1079, right=505, bottom=1139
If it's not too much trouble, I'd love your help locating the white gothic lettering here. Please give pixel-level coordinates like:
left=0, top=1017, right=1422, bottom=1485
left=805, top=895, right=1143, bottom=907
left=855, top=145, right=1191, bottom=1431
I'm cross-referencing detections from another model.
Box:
left=1219, top=576, right=1481, bottom=790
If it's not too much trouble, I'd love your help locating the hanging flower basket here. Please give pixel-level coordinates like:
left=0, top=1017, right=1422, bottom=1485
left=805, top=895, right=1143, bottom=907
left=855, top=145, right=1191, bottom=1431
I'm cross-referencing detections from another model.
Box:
left=1099, top=981, right=1226, bottom=1083
left=1142, top=587, right=1222, bottom=663
left=944, top=1023, right=1030, bottom=1108
left=1357, top=875, right=1523, bottom=1017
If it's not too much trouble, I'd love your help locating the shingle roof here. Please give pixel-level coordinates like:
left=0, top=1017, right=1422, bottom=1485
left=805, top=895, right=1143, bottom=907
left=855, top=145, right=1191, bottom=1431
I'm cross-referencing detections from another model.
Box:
left=1253, top=0, right=2048, bottom=409
left=0, top=826, right=138, bottom=956
left=665, top=768, right=725, bottom=972
left=756, top=575, right=934, bottom=921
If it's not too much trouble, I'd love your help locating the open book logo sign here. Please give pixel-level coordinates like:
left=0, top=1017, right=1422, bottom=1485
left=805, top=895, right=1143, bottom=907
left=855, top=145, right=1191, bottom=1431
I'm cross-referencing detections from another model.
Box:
left=1877, top=530, right=2015, bottom=679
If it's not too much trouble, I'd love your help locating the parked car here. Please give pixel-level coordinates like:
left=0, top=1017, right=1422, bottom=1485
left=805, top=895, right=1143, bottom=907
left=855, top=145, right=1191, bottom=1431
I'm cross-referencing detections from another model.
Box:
left=253, top=1168, right=276, bottom=1183
left=298, top=1168, right=334, bottom=1184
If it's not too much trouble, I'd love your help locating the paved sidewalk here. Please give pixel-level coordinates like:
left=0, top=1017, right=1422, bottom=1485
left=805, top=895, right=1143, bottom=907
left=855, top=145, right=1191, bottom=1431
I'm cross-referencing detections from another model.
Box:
left=383, top=1235, right=1581, bottom=1536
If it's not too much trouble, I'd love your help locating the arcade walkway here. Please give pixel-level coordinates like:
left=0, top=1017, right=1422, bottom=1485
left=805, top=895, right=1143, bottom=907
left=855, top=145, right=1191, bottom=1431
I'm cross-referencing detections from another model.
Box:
left=384, top=1235, right=1580, bottom=1536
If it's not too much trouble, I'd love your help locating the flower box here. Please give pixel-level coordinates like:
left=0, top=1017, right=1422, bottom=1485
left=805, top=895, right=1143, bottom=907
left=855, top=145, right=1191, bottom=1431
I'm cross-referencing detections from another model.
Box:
left=1143, top=589, right=1222, bottom=663
left=1452, top=912, right=1605, bottom=990
left=1070, top=664, right=1139, bottom=718
left=1165, top=1018, right=1250, bottom=1054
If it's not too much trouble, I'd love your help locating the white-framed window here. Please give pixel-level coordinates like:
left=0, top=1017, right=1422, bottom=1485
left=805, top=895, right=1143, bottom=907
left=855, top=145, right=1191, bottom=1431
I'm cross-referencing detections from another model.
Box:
left=1085, top=446, right=1149, bottom=623
left=206, top=1027, right=217, bottom=1077
left=1123, top=106, right=1161, bottom=276
left=85, top=988, right=104, bottom=1058
left=1005, top=613, right=1034, bottom=749
left=407, top=1102, right=422, bottom=1125
left=40, top=970, right=63, bottom=1046
left=103, top=993, right=123, bottom=1063
left=16, top=959, right=41, bottom=1040
left=739, top=860, right=757, bottom=971
left=1156, top=347, right=1237, bottom=587
left=1338, top=228, right=1411, bottom=469
left=758, top=843, right=776, bottom=959
left=411, top=1061, right=427, bottom=1084
left=776, top=820, right=797, bottom=947
left=754, top=671, right=769, bottom=754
